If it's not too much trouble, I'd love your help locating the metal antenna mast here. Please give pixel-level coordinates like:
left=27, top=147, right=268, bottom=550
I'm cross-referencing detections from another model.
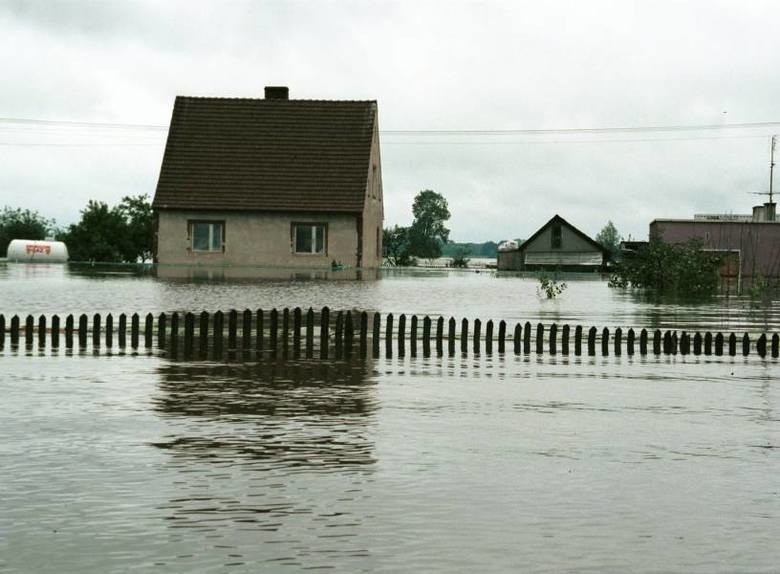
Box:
left=770, top=134, right=776, bottom=204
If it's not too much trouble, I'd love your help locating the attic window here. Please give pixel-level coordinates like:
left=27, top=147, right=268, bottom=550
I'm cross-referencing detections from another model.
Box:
left=551, top=224, right=562, bottom=249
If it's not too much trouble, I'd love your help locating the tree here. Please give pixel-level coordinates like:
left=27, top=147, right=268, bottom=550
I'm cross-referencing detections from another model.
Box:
left=117, top=194, right=153, bottom=262
left=0, top=207, right=56, bottom=255
left=595, top=220, right=622, bottom=261
left=59, top=201, right=131, bottom=263
left=408, top=189, right=451, bottom=259
left=382, top=225, right=414, bottom=266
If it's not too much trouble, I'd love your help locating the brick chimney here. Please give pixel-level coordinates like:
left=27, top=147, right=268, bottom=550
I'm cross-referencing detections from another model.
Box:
left=264, top=86, right=289, bottom=100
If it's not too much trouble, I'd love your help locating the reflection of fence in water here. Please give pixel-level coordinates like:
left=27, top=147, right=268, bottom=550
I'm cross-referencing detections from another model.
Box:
left=0, top=307, right=778, bottom=360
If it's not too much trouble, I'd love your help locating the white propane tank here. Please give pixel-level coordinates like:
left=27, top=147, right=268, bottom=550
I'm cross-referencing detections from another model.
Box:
left=6, top=239, right=69, bottom=263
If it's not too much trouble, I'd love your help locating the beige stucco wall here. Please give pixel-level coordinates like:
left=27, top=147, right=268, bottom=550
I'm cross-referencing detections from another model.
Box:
left=155, top=210, right=360, bottom=268
left=360, top=114, right=384, bottom=267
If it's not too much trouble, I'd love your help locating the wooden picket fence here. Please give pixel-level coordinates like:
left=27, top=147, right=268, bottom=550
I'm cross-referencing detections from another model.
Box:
left=1, top=307, right=778, bottom=361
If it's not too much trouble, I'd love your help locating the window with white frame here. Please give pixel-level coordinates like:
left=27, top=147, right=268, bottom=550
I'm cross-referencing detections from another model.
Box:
left=190, top=221, right=224, bottom=252
left=293, top=223, right=326, bottom=254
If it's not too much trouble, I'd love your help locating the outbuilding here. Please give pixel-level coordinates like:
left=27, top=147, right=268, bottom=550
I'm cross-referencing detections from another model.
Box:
left=497, top=214, right=609, bottom=271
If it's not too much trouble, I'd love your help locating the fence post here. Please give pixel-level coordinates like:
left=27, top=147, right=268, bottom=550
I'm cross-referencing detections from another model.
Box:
left=693, top=332, right=702, bottom=355
left=639, top=329, right=648, bottom=355
left=671, top=332, right=679, bottom=355
left=626, top=328, right=634, bottom=356
left=714, top=332, right=724, bottom=356
left=680, top=332, right=689, bottom=355
left=562, top=324, right=570, bottom=355
left=460, top=318, right=468, bottom=355
left=448, top=317, right=456, bottom=356
left=65, top=315, right=73, bottom=350
left=334, top=310, right=344, bottom=358
left=372, top=312, right=380, bottom=359
left=293, top=307, right=302, bottom=358
left=473, top=318, right=481, bottom=354
left=536, top=323, right=544, bottom=355
left=184, top=312, right=194, bottom=357
left=601, top=327, right=609, bottom=356
left=772, top=334, right=779, bottom=358
left=360, top=311, right=369, bottom=358
left=78, top=314, right=88, bottom=350
left=728, top=333, right=737, bottom=357
left=129, top=313, right=138, bottom=350
left=436, top=316, right=444, bottom=356
left=384, top=312, right=392, bottom=358
left=742, top=333, right=750, bottom=356
left=498, top=320, right=506, bottom=354
left=10, top=315, right=20, bottom=348
left=158, top=313, right=167, bottom=350
left=513, top=323, right=522, bottom=355
left=256, top=309, right=265, bottom=354
left=307, top=308, right=316, bottom=359
left=397, top=314, right=406, bottom=357
left=344, top=311, right=354, bottom=359
left=587, top=327, right=596, bottom=356
left=410, top=315, right=418, bottom=357
left=0, top=314, right=5, bottom=350
left=198, top=311, right=209, bottom=358
left=51, top=314, right=59, bottom=349
left=423, top=316, right=432, bottom=357
left=145, top=313, right=153, bottom=349
left=704, top=332, right=713, bottom=355
left=574, top=325, right=582, bottom=356
left=92, top=313, right=101, bottom=349
left=213, top=310, right=224, bottom=359
left=485, top=320, right=493, bottom=355
left=757, top=334, right=767, bottom=358
left=282, top=308, right=290, bottom=357
left=321, top=306, right=330, bottom=359
left=38, top=314, right=47, bottom=349
left=25, top=315, right=34, bottom=350
left=614, top=327, right=622, bottom=356
left=663, top=331, right=672, bottom=355
left=269, top=309, right=278, bottom=356
left=549, top=323, right=557, bottom=355
left=170, top=312, right=179, bottom=357
left=104, top=313, right=113, bottom=349
left=228, top=309, right=238, bottom=351
left=243, top=309, right=252, bottom=352
left=653, top=330, right=661, bottom=355
left=524, top=322, right=531, bottom=354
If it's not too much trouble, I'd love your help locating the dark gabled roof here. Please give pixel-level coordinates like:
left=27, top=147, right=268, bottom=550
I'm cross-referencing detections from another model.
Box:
left=519, top=214, right=609, bottom=254
left=152, top=96, right=377, bottom=213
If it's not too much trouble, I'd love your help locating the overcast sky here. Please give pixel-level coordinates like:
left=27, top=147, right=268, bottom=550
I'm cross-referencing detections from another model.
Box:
left=1, top=0, right=779, bottom=242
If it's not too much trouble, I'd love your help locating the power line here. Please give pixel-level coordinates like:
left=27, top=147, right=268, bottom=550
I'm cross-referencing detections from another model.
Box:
left=1, top=116, right=780, bottom=136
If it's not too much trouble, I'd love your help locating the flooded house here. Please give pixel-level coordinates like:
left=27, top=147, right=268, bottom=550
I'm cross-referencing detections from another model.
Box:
left=497, top=214, right=609, bottom=271
left=152, top=86, right=384, bottom=269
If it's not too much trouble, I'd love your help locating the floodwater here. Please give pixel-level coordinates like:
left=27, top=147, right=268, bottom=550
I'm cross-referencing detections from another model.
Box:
left=2, top=263, right=779, bottom=572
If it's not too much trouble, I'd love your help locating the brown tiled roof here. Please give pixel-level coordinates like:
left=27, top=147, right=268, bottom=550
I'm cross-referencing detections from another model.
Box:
left=152, top=96, right=377, bottom=213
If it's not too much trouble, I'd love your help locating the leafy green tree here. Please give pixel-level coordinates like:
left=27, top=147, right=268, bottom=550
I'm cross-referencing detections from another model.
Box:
left=382, top=225, right=414, bottom=266
left=609, top=239, right=719, bottom=297
left=60, top=201, right=130, bottom=262
left=0, top=207, right=56, bottom=255
left=117, top=194, right=153, bottom=262
left=595, top=220, right=622, bottom=261
left=408, top=189, right=451, bottom=259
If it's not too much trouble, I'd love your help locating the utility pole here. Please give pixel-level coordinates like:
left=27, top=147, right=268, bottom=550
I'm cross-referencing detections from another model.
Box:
left=770, top=134, right=776, bottom=205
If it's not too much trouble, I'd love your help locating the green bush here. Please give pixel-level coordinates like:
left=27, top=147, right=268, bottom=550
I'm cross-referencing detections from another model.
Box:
left=608, top=239, right=719, bottom=297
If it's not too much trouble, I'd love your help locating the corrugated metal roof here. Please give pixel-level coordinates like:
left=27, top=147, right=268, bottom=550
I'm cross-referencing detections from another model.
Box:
left=153, top=96, right=377, bottom=213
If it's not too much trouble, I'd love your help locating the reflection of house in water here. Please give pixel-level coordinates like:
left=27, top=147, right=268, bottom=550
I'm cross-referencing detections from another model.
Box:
left=497, top=214, right=609, bottom=272
left=152, top=360, right=377, bottom=469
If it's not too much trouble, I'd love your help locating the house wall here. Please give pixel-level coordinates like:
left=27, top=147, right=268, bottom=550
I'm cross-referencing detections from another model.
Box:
left=360, top=115, right=384, bottom=268
left=524, top=225, right=598, bottom=253
left=498, top=222, right=604, bottom=270
left=155, top=210, right=359, bottom=268
left=497, top=250, right=523, bottom=270
left=650, top=219, right=780, bottom=279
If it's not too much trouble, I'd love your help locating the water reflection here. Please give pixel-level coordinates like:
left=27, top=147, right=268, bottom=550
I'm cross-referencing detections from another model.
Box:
left=152, top=359, right=378, bottom=469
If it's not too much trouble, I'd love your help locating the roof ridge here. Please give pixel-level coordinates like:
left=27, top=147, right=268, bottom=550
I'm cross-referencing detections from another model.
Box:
left=176, top=95, right=377, bottom=104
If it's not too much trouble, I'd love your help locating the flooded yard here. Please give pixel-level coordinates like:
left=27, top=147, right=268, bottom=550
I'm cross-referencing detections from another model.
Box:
left=1, top=263, right=779, bottom=572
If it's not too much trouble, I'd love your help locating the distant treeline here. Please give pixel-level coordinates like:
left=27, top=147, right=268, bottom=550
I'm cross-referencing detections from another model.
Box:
left=441, top=241, right=514, bottom=258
